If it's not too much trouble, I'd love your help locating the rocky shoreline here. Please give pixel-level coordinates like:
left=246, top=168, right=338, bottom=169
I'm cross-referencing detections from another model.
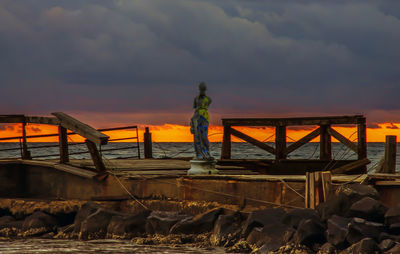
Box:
left=0, top=183, right=400, bottom=253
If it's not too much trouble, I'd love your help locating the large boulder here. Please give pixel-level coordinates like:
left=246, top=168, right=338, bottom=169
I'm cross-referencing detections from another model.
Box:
left=73, top=202, right=99, bottom=233
left=79, top=208, right=121, bottom=240
left=336, top=184, right=380, bottom=203
left=318, top=184, right=380, bottom=222
left=241, top=208, right=286, bottom=238
left=293, top=218, right=325, bottom=247
left=107, top=209, right=151, bottom=238
left=0, top=220, right=23, bottom=237
left=281, top=208, right=320, bottom=229
left=326, top=215, right=351, bottom=249
left=0, top=216, right=15, bottom=229
left=341, top=237, right=379, bottom=254
left=247, top=222, right=295, bottom=252
left=379, top=239, right=396, bottom=252
left=346, top=217, right=385, bottom=244
left=170, top=208, right=224, bottom=234
left=385, top=206, right=400, bottom=225
left=146, top=211, right=191, bottom=235
left=349, top=197, right=387, bottom=223
left=317, top=242, right=337, bottom=254
left=210, top=211, right=243, bottom=246
left=386, top=243, right=400, bottom=254
left=22, top=211, right=59, bottom=237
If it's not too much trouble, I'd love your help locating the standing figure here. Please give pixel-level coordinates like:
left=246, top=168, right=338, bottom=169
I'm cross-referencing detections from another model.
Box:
left=191, top=82, right=212, bottom=159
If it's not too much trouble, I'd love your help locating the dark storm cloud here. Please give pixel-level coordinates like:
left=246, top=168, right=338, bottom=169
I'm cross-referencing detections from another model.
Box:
left=1, top=0, right=399, bottom=123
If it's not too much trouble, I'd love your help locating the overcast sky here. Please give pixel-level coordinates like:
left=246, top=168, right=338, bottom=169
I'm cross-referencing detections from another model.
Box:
left=1, top=0, right=400, bottom=125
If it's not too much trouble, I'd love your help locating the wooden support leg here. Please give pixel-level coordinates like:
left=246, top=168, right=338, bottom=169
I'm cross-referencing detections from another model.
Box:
left=221, top=125, right=232, bottom=159
left=86, top=140, right=108, bottom=180
left=21, top=122, right=31, bottom=160
left=357, top=119, right=367, bottom=173
left=58, top=126, right=69, bottom=163
left=320, top=125, right=332, bottom=161
left=275, top=125, right=287, bottom=160
left=383, top=135, right=397, bottom=174
left=144, top=127, right=153, bottom=159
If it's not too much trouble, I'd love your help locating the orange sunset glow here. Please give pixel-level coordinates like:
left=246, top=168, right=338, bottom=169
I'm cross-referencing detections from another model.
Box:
left=0, top=122, right=398, bottom=143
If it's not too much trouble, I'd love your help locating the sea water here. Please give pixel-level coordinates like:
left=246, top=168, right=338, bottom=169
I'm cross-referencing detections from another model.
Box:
left=0, top=142, right=398, bottom=171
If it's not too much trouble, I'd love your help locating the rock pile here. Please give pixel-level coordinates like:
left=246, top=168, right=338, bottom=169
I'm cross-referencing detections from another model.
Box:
left=0, top=183, right=399, bottom=253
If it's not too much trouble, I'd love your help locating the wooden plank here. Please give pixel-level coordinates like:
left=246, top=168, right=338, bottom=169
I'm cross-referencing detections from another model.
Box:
left=53, top=163, right=97, bottom=179
left=382, top=135, right=397, bottom=174
left=305, top=172, right=310, bottom=208
left=321, top=171, right=332, bottom=202
left=357, top=119, right=367, bottom=160
left=320, top=125, right=332, bottom=160
left=331, top=158, right=370, bottom=174
left=309, top=172, right=315, bottom=209
left=286, top=127, right=321, bottom=154
left=222, top=115, right=364, bottom=127
left=85, top=140, right=107, bottom=174
left=221, top=125, right=232, bottom=159
left=230, top=127, right=276, bottom=155
left=25, top=116, right=59, bottom=125
left=0, top=115, right=25, bottom=123
left=58, top=126, right=69, bottom=163
left=327, top=127, right=357, bottom=153
left=275, top=126, right=286, bottom=160
left=52, top=112, right=109, bottom=145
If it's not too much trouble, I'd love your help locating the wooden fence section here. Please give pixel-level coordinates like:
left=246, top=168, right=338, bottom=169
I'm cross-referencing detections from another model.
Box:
left=0, top=113, right=110, bottom=179
left=221, top=115, right=367, bottom=174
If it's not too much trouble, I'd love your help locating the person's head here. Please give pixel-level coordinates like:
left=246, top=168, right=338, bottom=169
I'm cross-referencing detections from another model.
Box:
left=199, top=82, right=207, bottom=96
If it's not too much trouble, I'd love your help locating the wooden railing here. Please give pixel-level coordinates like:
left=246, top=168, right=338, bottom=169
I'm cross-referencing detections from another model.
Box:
left=221, top=115, right=367, bottom=173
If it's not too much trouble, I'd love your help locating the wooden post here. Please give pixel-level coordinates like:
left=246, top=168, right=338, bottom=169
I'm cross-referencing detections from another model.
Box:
left=21, top=122, right=31, bottom=159
left=357, top=118, right=367, bottom=160
left=321, top=171, right=332, bottom=202
left=275, top=125, right=287, bottom=160
left=382, top=135, right=397, bottom=174
left=357, top=118, right=367, bottom=173
left=58, top=126, right=69, bottom=163
left=221, top=125, right=231, bottom=159
left=86, top=140, right=107, bottom=177
left=144, top=127, right=152, bottom=159
left=320, top=125, right=332, bottom=160
left=306, top=172, right=316, bottom=209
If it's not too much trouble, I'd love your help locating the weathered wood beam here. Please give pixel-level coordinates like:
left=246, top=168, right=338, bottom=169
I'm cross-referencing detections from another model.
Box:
left=222, top=115, right=364, bottom=127
left=357, top=118, right=367, bottom=160
left=327, top=127, right=358, bottom=153
left=382, top=135, right=397, bottom=174
left=58, top=126, right=69, bottom=164
left=85, top=140, right=108, bottom=180
left=0, top=115, right=25, bottom=123
left=52, top=112, right=109, bottom=145
left=21, top=122, right=31, bottom=160
left=331, top=158, right=370, bottom=174
left=25, top=116, right=59, bottom=125
left=221, top=125, right=232, bottom=159
left=230, top=127, right=276, bottom=155
left=286, top=127, right=321, bottom=155
left=275, top=126, right=286, bottom=160
left=320, top=125, right=332, bottom=160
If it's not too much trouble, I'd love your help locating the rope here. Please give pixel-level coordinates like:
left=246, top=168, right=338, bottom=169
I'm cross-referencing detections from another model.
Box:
left=278, top=178, right=305, bottom=199
left=101, top=155, right=149, bottom=210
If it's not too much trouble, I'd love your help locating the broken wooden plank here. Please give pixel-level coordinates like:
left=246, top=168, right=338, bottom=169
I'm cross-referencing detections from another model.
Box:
left=52, top=112, right=109, bottom=145
left=286, top=127, right=321, bottom=155
left=85, top=140, right=107, bottom=174
left=0, top=115, right=25, bottom=123
left=331, top=158, right=370, bottom=174
left=230, top=127, right=276, bottom=155
left=327, top=127, right=357, bottom=153
left=53, top=163, right=97, bottom=179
